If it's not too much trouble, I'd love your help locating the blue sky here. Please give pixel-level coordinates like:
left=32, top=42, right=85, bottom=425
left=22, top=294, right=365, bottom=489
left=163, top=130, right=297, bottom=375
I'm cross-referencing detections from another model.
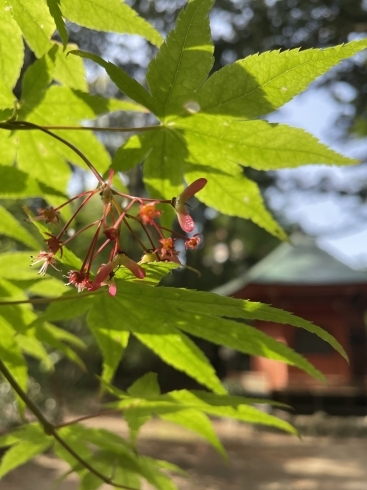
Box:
left=267, top=82, right=367, bottom=270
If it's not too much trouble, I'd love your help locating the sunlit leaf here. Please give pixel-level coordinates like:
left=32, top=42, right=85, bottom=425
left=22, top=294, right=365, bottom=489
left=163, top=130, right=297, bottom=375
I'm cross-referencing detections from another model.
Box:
left=0, top=81, right=15, bottom=110
left=88, top=291, right=225, bottom=394
left=175, top=114, right=357, bottom=170
left=0, top=206, right=40, bottom=249
left=6, top=0, right=55, bottom=57
left=0, top=166, right=66, bottom=200
left=87, top=293, right=130, bottom=384
left=54, top=43, right=87, bottom=91
left=0, top=6, right=23, bottom=90
left=112, top=131, right=158, bottom=172
left=196, top=38, right=367, bottom=119
left=112, top=282, right=325, bottom=381
left=72, top=50, right=157, bottom=113
left=146, top=0, right=214, bottom=119
left=20, top=47, right=56, bottom=116
left=46, top=0, right=68, bottom=48
left=61, top=0, right=163, bottom=47
left=0, top=130, right=16, bottom=165
left=142, top=129, right=185, bottom=202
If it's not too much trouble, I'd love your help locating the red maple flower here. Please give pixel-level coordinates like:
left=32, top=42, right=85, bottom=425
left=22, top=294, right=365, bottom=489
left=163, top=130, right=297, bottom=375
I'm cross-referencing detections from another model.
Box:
left=33, top=207, right=60, bottom=225
left=66, top=270, right=93, bottom=293
left=30, top=251, right=59, bottom=275
left=185, top=235, right=201, bottom=250
left=158, top=237, right=181, bottom=263
left=159, top=237, right=175, bottom=257
left=138, top=203, right=162, bottom=225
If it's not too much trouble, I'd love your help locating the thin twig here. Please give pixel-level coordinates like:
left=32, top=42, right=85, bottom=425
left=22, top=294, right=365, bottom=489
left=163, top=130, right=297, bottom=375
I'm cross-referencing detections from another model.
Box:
left=55, top=409, right=119, bottom=429
left=0, top=359, right=138, bottom=490
left=0, top=121, right=104, bottom=184
left=0, top=121, right=160, bottom=132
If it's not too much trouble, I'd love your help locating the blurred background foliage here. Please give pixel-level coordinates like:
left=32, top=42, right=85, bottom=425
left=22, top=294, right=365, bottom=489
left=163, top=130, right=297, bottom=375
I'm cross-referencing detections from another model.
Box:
left=2, top=0, right=367, bottom=429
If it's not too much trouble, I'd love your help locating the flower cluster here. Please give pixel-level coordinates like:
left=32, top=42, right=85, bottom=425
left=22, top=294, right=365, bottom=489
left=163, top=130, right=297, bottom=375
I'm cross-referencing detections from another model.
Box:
left=30, top=170, right=206, bottom=297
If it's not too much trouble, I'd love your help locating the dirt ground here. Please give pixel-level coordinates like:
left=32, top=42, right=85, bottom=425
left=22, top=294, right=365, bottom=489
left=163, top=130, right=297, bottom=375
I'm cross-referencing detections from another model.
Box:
left=3, top=417, right=367, bottom=490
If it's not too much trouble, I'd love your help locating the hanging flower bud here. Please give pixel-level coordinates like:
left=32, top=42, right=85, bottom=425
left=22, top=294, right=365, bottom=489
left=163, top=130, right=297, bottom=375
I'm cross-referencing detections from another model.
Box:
left=44, top=233, right=63, bottom=257
left=172, top=178, right=207, bottom=233
left=103, top=227, right=119, bottom=241
left=185, top=235, right=201, bottom=250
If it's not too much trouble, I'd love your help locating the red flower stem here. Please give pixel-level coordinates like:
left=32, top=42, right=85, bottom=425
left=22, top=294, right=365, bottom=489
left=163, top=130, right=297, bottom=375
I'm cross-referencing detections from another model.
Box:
left=111, top=196, right=125, bottom=215
left=112, top=191, right=172, bottom=204
left=62, top=220, right=100, bottom=247
left=122, top=218, right=149, bottom=252
left=55, top=190, right=97, bottom=211
left=84, top=200, right=115, bottom=269
left=93, top=238, right=111, bottom=258
left=108, top=207, right=122, bottom=254
left=157, top=224, right=188, bottom=240
left=82, top=220, right=103, bottom=272
left=122, top=213, right=158, bottom=251
left=57, top=192, right=97, bottom=240
left=151, top=221, right=166, bottom=239
left=112, top=190, right=141, bottom=201
left=110, top=199, right=136, bottom=231
left=4, top=121, right=104, bottom=184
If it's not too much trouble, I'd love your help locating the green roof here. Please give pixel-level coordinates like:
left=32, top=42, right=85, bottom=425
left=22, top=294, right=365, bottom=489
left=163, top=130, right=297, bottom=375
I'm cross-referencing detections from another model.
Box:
left=213, top=234, right=367, bottom=296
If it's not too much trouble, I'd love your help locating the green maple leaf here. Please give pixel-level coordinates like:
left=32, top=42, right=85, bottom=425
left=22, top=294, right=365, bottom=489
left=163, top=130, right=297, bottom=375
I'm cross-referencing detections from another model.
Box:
left=5, top=0, right=55, bottom=58
left=78, top=0, right=367, bottom=238
left=146, top=0, right=215, bottom=119
left=104, top=372, right=295, bottom=454
left=195, top=39, right=367, bottom=119
left=0, top=6, right=23, bottom=90
left=60, top=0, right=163, bottom=47
left=46, top=0, right=68, bottom=48
left=0, top=424, right=52, bottom=478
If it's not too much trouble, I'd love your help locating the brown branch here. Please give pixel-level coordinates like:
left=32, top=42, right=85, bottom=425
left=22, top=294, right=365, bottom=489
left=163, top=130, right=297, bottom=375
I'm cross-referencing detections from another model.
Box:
left=0, top=121, right=160, bottom=132
left=0, top=121, right=104, bottom=184
left=55, top=409, right=119, bottom=429
left=0, top=359, right=138, bottom=490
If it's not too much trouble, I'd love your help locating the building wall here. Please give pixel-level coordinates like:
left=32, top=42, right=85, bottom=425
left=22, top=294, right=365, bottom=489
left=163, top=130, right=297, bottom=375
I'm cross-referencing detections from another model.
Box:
left=235, top=284, right=367, bottom=392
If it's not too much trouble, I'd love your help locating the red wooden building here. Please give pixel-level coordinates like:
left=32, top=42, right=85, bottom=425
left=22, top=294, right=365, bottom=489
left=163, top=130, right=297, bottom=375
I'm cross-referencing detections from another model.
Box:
left=214, top=235, right=367, bottom=412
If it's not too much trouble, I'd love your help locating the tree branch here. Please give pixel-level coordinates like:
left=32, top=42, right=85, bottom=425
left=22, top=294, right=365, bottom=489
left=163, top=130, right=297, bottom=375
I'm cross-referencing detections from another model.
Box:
left=0, top=359, right=138, bottom=490
left=0, top=121, right=104, bottom=184
left=0, top=121, right=160, bottom=132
